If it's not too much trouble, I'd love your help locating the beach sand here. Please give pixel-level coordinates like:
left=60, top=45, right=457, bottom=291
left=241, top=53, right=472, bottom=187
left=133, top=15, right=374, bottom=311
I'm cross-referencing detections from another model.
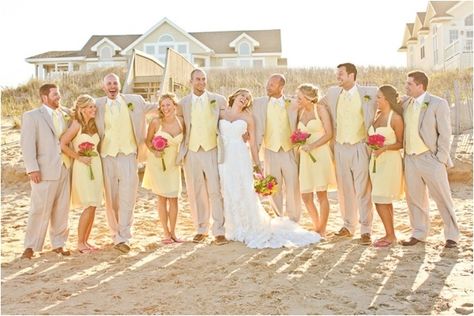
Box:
left=1, top=119, right=472, bottom=315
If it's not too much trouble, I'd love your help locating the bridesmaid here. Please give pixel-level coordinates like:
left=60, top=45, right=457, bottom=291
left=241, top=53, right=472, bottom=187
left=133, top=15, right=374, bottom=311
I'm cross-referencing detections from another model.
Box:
left=60, top=95, right=103, bottom=253
left=368, top=84, right=404, bottom=248
left=295, top=84, right=336, bottom=238
left=142, top=93, right=184, bottom=244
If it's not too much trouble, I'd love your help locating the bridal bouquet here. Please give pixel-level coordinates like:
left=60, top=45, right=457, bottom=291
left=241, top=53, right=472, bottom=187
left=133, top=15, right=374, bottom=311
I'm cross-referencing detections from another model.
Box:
left=253, top=167, right=278, bottom=196
left=152, top=135, right=169, bottom=171
left=290, top=129, right=316, bottom=162
left=78, top=141, right=98, bottom=180
left=367, top=134, right=386, bottom=173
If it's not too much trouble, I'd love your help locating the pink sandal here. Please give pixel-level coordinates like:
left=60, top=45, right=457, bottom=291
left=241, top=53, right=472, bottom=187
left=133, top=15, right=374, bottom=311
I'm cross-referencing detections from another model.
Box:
left=171, top=236, right=185, bottom=243
left=162, top=238, right=174, bottom=245
left=373, top=239, right=394, bottom=248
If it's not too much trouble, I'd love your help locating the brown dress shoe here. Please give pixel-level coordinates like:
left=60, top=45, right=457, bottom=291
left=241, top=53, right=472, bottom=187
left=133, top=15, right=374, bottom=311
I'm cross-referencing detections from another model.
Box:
left=52, top=247, right=71, bottom=256
left=400, top=237, right=421, bottom=246
left=359, top=233, right=372, bottom=245
left=21, top=248, right=34, bottom=259
left=335, top=227, right=352, bottom=237
left=192, top=234, right=208, bottom=243
left=214, top=235, right=229, bottom=245
left=445, top=240, right=457, bottom=248
left=113, top=242, right=131, bottom=253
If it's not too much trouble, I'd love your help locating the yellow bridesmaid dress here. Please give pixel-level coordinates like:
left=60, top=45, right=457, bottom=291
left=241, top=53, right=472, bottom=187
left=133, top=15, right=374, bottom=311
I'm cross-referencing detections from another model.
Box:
left=71, top=130, right=104, bottom=208
left=142, top=119, right=183, bottom=198
left=368, top=110, right=404, bottom=203
left=298, top=105, right=337, bottom=193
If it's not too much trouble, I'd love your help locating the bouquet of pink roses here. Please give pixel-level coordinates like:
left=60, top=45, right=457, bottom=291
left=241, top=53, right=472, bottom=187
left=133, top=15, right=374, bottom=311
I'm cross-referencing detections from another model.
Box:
left=290, top=129, right=316, bottom=163
left=253, top=167, right=278, bottom=196
left=152, top=135, right=169, bottom=171
left=367, top=134, right=386, bottom=173
left=78, top=141, right=98, bottom=180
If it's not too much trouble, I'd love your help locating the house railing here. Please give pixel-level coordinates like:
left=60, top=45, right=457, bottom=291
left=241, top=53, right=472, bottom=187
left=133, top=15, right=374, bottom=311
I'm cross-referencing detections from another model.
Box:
left=445, top=38, right=473, bottom=61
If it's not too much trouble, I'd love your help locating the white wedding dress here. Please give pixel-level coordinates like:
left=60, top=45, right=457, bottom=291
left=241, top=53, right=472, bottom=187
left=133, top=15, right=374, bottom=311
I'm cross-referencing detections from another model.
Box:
left=218, top=119, right=320, bottom=249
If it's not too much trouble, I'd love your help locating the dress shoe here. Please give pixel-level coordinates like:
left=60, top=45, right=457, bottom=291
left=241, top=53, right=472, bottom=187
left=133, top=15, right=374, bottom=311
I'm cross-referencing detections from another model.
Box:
left=192, top=234, right=208, bottom=243
left=359, top=233, right=372, bottom=245
left=400, top=237, right=421, bottom=246
left=445, top=239, right=457, bottom=248
left=214, top=235, right=229, bottom=245
left=52, top=247, right=71, bottom=256
left=334, top=227, right=352, bottom=237
left=21, top=248, right=34, bottom=259
left=113, top=242, right=131, bottom=253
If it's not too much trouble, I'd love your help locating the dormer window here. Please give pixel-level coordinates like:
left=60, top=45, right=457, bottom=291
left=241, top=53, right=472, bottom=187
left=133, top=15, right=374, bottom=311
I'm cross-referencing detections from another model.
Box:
left=466, top=14, right=473, bottom=26
left=238, top=42, right=251, bottom=56
left=100, top=46, right=113, bottom=60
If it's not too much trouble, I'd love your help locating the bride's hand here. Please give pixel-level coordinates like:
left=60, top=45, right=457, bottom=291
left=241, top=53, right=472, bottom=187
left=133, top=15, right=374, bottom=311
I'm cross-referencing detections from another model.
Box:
left=242, top=131, right=250, bottom=143
left=301, top=144, right=311, bottom=152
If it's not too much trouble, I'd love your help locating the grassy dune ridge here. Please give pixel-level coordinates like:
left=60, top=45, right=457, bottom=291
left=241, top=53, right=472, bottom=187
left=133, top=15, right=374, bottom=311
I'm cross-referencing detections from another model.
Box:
left=1, top=66, right=472, bottom=117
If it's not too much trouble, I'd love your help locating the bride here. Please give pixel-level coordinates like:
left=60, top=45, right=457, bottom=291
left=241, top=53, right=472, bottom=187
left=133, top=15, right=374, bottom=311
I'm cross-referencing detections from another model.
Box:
left=218, top=88, right=320, bottom=249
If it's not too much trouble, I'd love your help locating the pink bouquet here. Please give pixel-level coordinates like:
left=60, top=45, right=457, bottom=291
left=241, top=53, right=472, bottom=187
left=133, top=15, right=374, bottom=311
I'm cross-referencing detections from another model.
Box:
left=367, top=134, right=386, bottom=173
left=152, top=135, right=169, bottom=171
left=290, top=129, right=316, bottom=163
left=253, top=167, right=278, bottom=197
left=78, top=141, right=98, bottom=180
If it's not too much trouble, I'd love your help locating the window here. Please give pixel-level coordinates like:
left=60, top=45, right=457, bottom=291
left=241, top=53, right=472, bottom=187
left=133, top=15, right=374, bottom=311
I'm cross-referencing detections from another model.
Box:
left=466, top=31, right=473, bottom=52
left=253, top=60, right=263, bottom=68
left=159, top=34, right=174, bottom=42
left=177, top=44, right=187, bottom=54
left=433, top=34, right=438, bottom=64
left=145, top=45, right=155, bottom=55
left=238, top=42, right=251, bottom=56
left=432, top=25, right=437, bottom=34
left=100, top=46, right=113, bottom=60
left=466, top=14, right=473, bottom=26
left=419, top=36, right=425, bottom=59
left=449, top=30, right=459, bottom=44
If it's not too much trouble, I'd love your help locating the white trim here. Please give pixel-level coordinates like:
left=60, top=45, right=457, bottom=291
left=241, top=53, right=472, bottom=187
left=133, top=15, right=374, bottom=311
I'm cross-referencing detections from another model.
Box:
left=26, top=56, right=86, bottom=63
left=84, top=57, right=128, bottom=62
left=229, top=32, right=260, bottom=48
left=121, top=17, right=213, bottom=55
left=90, top=37, right=122, bottom=52
left=213, top=52, right=281, bottom=57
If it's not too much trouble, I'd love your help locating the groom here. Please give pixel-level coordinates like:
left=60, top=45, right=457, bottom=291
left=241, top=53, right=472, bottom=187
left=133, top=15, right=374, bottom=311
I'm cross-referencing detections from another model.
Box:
left=253, top=74, right=301, bottom=222
left=176, top=69, right=228, bottom=245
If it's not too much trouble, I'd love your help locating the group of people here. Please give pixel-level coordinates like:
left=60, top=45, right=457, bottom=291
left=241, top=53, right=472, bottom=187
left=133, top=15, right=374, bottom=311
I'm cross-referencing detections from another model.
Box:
left=19, top=62, right=460, bottom=259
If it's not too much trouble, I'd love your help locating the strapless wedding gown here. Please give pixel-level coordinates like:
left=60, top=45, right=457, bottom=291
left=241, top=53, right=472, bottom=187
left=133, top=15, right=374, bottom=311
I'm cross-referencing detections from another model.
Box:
left=218, top=119, right=320, bottom=248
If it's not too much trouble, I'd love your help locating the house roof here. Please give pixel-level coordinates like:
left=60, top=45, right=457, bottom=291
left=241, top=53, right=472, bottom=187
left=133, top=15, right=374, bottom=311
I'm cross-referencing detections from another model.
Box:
left=80, top=34, right=141, bottom=57
left=430, top=1, right=458, bottom=18
left=190, top=29, right=281, bottom=54
left=26, top=50, right=83, bottom=59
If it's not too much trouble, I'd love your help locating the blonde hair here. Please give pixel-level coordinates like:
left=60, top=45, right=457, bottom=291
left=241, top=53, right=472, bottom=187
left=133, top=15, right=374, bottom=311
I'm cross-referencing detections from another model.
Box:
left=228, top=88, right=253, bottom=111
left=297, top=83, right=319, bottom=103
left=158, top=93, right=179, bottom=119
left=73, top=94, right=97, bottom=134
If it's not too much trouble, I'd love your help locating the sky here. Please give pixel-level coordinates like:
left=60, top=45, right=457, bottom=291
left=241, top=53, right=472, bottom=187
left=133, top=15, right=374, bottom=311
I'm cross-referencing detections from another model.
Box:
left=0, top=0, right=430, bottom=88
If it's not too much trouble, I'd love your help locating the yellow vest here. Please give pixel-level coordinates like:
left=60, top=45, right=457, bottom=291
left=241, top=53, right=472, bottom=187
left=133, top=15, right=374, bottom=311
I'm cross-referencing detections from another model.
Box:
left=188, top=99, right=217, bottom=152
left=405, top=101, right=429, bottom=155
left=54, top=113, right=71, bottom=169
left=264, top=101, right=292, bottom=152
left=101, top=97, right=137, bottom=157
left=336, top=89, right=366, bottom=144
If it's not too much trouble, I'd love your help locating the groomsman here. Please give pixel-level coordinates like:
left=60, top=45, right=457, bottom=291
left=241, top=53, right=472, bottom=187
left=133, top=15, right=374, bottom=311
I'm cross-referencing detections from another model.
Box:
left=400, top=71, right=459, bottom=248
left=318, top=63, right=377, bottom=245
left=253, top=74, right=301, bottom=222
left=20, top=84, right=72, bottom=259
left=176, top=69, right=228, bottom=245
left=95, top=73, right=156, bottom=253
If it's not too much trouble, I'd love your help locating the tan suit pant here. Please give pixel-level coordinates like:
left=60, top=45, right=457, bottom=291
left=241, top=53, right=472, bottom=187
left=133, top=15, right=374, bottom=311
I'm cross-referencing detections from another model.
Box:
left=334, top=142, right=373, bottom=235
left=24, top=165, right=70, bottom=251
left=102, top=153, right=138, bottom=244
left=404, top=152, right=459, bottom=242
left=183, top=148, right=225, bottom=236
left=264, top=148, right=301, bottom=222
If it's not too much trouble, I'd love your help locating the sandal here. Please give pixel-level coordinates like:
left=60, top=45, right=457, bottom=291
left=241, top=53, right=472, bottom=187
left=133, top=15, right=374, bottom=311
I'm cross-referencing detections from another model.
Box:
left=373, top=239, right=394, bottom=248
left=78, top=248, right=96, bottom=254
left=171, top=236, right=185, bottom=243
left=161, top=238, right=174, bottom=245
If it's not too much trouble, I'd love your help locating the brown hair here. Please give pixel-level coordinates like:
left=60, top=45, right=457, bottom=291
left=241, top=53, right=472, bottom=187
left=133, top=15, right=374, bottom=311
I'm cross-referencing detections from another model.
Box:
left=73, top=94, right=98, bottom=134
left=228, top=88, right=253, bottom=111
left=39, top=83, right=57, bottom=98
left=190, top=68, right=206, bottom=80
left=337, top=63, right=357, bottom=81
left=379, top=85, right=403, bottom=116
left=158, top=93, right=179, bottom=119
left=296, top=83, right=319, bottom=103
left=408, top=70, right=429, bottom=91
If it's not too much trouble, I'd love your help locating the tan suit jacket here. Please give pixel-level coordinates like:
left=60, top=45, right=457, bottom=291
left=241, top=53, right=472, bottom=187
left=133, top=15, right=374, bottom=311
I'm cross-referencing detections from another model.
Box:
left=318, top=85, right=378, bottom=141
left=176, top=91, right=226, bottom=164
left=252, top=95, right=298, bottom=151
left=95, top=94, right=156, bottom=162
left=402, top=93, right=453, bottom=168
left=21, top=105, right=71, bottom=180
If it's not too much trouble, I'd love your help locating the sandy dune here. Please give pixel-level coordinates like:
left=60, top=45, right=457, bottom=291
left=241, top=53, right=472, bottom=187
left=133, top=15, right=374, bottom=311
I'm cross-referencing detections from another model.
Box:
left=1, top=119, right=473, bottom=315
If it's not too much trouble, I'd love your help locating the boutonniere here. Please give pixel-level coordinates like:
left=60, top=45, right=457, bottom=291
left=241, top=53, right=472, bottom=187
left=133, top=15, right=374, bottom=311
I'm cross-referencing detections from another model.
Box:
left=210, top=99, right=217, bottom=108
left=284, top=99, right=292, bottom=108
left=422, top=101, right=429, bottom=109
left=363, top=95, right=371, bottom=102
left=63, top=113, right=71, bottom=123
left=127, top=102, right=135, bottom=111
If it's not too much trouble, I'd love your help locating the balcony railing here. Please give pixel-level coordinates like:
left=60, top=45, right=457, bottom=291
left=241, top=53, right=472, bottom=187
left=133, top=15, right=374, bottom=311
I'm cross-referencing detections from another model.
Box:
left=445, top=38, right=473, bottom=61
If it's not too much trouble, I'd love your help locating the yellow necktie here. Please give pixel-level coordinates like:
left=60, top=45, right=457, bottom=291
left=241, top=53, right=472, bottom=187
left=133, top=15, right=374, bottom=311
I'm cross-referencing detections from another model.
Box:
left=52, top=110, right=61, bottom=137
